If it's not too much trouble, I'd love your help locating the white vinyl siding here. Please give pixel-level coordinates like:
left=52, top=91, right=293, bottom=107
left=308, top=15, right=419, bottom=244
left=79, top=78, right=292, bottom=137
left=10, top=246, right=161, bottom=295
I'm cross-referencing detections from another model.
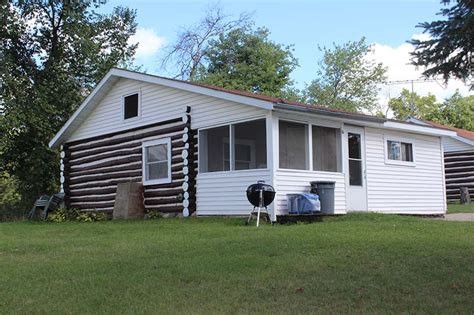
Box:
left=69, top=78, right=267, bottom=142
left=442, top=136, right=473, bottom=152
left=274, top=169, right=346, bottom=215
left=196, top=169, right=272, bottom=215
left=365, top=128, right=446, bottom=214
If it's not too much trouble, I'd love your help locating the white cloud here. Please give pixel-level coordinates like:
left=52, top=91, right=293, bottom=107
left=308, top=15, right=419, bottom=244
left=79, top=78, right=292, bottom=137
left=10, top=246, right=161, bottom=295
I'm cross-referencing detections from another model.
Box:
left=129, top=27, right=166, bottom=59
left=369, top=34, right=471, bottom=115
left=411, top=33, right=432, bottom=42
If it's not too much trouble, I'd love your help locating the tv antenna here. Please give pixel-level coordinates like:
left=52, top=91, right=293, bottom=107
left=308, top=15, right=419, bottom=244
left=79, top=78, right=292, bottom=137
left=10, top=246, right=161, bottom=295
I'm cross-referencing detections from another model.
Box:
left=385, top=78, right=446, bottom=113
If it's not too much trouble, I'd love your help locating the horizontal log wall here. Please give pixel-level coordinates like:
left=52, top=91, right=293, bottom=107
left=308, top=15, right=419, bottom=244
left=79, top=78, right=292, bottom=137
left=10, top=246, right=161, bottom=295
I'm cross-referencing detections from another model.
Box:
left=444, top=150, right=474, bottom=202
left=62, top=114, right=197, bottom=215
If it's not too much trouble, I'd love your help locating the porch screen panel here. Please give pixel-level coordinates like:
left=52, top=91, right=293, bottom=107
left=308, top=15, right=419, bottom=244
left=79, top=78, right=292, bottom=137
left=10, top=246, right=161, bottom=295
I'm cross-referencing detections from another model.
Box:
left=312, top=126, right=341, bottom=172
left=279, top=120, right=308, bottom=170
left=233, top=119, right=267, bottom=170
left=199, top=126, right=230, bottom=172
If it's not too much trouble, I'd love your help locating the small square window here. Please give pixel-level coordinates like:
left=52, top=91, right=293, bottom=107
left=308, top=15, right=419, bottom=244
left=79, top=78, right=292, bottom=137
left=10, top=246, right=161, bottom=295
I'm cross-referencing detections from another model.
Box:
left=387, top=140, right=414, bottom=162
left=123, top=93, right=139, bottom=120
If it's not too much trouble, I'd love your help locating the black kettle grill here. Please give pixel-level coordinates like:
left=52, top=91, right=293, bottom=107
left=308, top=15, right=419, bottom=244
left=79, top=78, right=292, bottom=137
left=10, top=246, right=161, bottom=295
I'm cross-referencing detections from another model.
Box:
left=246, top=180, right=276, bottom=226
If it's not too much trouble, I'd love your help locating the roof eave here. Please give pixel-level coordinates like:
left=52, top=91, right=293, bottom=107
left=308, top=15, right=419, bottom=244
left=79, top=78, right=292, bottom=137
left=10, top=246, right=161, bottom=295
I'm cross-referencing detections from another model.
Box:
left=273, top=103, right=387, bottom=123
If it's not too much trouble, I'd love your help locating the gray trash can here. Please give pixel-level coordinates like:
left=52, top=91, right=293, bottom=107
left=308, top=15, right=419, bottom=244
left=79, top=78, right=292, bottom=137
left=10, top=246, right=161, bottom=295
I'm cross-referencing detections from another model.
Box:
left=310, top=181, right=335, bottom=214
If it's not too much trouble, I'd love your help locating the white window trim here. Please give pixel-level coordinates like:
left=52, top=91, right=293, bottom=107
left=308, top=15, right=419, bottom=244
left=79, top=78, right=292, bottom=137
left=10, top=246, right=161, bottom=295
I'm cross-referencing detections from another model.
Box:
left=142, top=137, right=172, bottom=185
left=122, top=90, right=141, bottom=122
left=384, top=135, right=416, bottom=166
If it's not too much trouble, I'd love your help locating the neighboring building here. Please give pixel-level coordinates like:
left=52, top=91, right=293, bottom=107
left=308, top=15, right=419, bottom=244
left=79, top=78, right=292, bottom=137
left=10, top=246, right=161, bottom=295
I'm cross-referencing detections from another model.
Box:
left=409, top=118, right=474, bottom=202
left=50, top=68, right=456, bottom=220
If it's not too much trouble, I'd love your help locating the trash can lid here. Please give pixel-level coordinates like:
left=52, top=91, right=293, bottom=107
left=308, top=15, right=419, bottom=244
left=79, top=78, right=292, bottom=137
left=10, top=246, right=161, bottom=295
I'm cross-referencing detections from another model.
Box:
left=310, top=181, right=336, bottom=185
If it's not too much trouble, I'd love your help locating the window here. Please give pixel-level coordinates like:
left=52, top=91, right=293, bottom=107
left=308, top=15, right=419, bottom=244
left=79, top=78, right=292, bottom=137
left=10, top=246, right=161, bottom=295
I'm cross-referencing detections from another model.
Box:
left=199, top=126, right=230, bottom=172
left=279, top=120, right=308, bottom=170
left=199, top=119, right=267, bottom=173
left=233, top=120, right=267, bottom=170
left=348, top=133, right=363, bottom=186
left=387, top=140, right=414, bottom=162
left=123, top=92, right=139, bottom=120
left=142, top=138, right=171, bottom=185
left=312, top=126, right=341, bottom=172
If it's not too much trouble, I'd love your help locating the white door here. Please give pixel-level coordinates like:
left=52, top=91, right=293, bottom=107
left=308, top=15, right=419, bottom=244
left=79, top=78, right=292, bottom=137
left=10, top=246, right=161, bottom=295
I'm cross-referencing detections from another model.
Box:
left=344, top=126, right=367, bottom=211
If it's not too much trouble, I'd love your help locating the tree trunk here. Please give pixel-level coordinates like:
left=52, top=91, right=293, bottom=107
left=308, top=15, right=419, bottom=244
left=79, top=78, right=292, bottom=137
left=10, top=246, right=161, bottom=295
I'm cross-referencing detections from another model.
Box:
left=460, top=187, right=471, bottom=205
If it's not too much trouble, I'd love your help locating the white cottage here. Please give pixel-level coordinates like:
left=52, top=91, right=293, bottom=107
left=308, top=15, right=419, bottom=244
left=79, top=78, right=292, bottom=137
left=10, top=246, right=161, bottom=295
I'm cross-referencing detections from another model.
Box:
left=50, top=68, right=456, bottom=220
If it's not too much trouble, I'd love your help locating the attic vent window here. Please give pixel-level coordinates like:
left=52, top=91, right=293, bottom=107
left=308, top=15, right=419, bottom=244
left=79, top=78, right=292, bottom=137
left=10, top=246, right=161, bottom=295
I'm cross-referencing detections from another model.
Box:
left=123, top=92, right=140, bottom=120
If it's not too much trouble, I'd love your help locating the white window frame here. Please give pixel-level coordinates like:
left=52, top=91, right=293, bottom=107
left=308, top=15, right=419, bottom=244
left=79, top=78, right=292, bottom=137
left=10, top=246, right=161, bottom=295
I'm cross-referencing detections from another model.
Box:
left=122, top=90, right=141, bottom=121
left=142, top=137, right=172, bottom=185
left=384, top=135, right=416, bottom=166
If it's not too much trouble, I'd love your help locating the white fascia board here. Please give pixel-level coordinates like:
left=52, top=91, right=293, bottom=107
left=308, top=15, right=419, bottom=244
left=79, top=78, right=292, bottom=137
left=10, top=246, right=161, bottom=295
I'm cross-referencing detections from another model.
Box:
left=49, top=71, right=115, bottom=149
left=383, top=121, right=458, bottom=137
left=452, top=135, right=474, bottom=146
left=111, top=69, right=274, bottom=110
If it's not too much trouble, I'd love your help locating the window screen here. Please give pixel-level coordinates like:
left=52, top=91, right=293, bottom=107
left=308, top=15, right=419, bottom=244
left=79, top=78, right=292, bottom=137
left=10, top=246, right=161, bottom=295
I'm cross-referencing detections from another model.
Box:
left=124, top=93, right=139, bottom=119
left=199, top=126, right=230, bottom=172
left=312, top=126, right=341, bottom=172
left=279, top=120, right=308, bottom=170
left=233, top=119, right=267, bottom=170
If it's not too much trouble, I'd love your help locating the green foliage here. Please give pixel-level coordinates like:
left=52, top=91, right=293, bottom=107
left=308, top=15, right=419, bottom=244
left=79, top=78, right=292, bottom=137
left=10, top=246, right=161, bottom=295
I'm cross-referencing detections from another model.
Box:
left=389, top=89, right=474, bottom=131
left=437, top=92, right=474, bottom=131
left=47, top=207, right=78, bottom=222
left=197, top=27, right=298, bottom=98
left=388, top=89, right=439, bottom=121
left=0, top=1, right=138, bottom=209
left=0, top=172, right=23, bottom=221
left=146, top=210, right=163, bottom=220
left=305, top=37, right=387, bottom=113
left=409, top=0, right=473, bottom=85
left=76, top=211, right=108, bottom=223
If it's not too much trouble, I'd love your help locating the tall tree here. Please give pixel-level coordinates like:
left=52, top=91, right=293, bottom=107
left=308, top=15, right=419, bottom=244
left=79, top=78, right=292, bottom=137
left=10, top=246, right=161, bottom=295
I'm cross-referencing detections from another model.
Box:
left=388, top=89, right=439, bottom=121
left=305, top=37, right=387, bottom=113
left=389, top=89, right=474, bottom=131
left=0, top=1, right=137, bottom=209
left=437, top=92, right=474, bottom=131
left=197, top=27, right=298, bottom=97
left=409, top=0, right=473, bottom=86
left=160, top=5, right=252, bottom=80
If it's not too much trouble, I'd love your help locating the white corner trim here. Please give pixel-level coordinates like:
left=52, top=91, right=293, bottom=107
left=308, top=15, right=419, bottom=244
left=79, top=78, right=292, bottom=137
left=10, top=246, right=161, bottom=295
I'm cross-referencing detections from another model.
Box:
left=142, top=137, right=172, bottom=186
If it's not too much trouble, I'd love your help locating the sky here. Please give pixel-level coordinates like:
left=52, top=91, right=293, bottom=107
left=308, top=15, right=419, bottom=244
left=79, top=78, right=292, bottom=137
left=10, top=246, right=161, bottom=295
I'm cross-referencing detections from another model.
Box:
left=99, top=0, right=471, bottom=108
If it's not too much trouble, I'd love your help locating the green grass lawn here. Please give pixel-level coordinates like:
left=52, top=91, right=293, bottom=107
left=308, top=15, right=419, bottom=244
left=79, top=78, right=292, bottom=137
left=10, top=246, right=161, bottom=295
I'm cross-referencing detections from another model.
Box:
left=0, top=214, right=473, bottom=314
left=448, top=202, right=474, bottom=213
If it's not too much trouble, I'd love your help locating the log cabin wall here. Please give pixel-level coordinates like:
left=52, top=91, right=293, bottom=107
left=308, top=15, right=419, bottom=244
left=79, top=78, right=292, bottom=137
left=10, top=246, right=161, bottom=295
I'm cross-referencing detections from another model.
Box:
left=444, top=150, right=474, bottom=202
left=60, top=114, right=197, bottom=216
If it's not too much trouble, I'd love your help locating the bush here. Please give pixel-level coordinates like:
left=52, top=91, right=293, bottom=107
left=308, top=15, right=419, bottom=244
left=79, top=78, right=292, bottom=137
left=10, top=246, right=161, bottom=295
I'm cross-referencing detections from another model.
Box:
left=76, top=211, right=108, bottom=222
left=146, top=210, right=162, bottom=220
left=47, top=208, right=79, bottom=222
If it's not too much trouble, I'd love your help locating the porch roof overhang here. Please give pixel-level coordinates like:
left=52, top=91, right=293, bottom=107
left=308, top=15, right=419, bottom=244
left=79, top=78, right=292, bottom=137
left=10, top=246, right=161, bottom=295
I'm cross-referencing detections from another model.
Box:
left=273, top=103, right=457, bottom=138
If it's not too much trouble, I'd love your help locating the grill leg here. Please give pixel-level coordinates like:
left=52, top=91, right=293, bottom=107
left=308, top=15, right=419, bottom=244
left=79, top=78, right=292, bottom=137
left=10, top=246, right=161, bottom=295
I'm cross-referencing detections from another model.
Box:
left=256, top=207, right=261, bottom=227
left=247, top=207, right=255, bottom=225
